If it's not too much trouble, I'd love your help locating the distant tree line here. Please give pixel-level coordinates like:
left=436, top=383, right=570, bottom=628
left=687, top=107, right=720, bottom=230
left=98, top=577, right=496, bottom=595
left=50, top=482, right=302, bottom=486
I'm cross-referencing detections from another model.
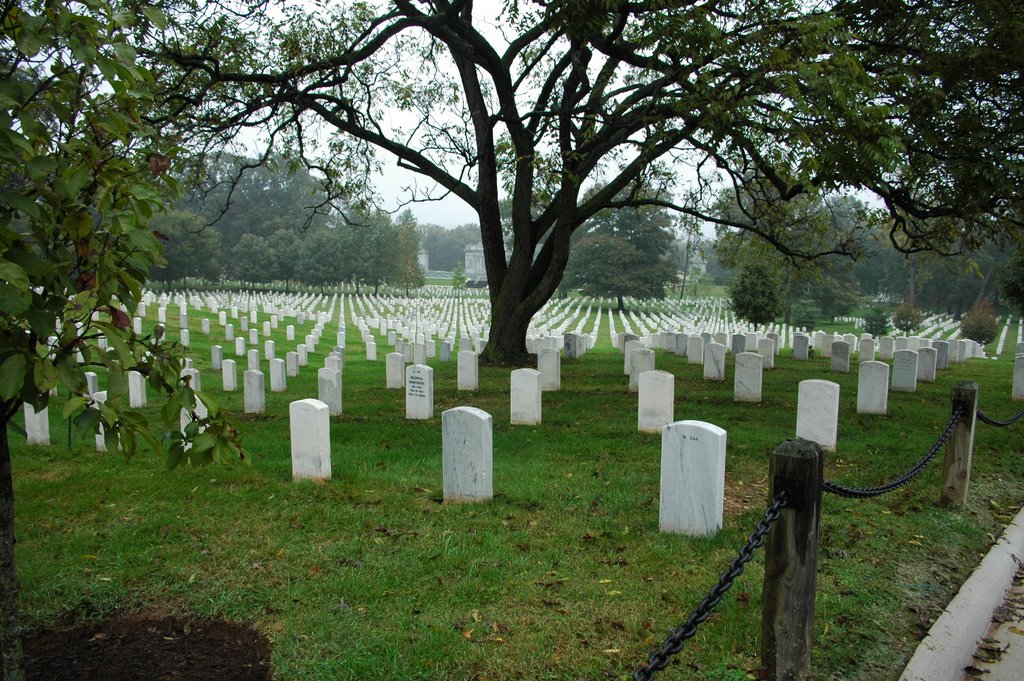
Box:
left=712, top=188, right=1024, bottom=328
left=150, top=156, right=424, bottom=293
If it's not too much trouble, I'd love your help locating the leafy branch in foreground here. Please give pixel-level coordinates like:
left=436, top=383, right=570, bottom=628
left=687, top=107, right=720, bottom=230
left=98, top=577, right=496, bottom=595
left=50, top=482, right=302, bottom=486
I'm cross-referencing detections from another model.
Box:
left=0, top=2, right=244, bottom=679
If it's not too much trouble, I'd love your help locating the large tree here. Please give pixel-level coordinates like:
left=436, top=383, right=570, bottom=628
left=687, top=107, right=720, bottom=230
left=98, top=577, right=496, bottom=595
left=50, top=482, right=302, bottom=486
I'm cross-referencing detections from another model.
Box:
left=152, top=0, right=1023, bottom=363
left=0, top=2, right=243, bottom=678
left=564, top=204, right=678, bottom=310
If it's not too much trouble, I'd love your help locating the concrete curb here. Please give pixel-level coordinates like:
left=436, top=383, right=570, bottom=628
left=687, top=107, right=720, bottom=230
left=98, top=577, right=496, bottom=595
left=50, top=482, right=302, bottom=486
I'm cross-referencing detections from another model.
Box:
left=899, top=505, right=1024, bottom=681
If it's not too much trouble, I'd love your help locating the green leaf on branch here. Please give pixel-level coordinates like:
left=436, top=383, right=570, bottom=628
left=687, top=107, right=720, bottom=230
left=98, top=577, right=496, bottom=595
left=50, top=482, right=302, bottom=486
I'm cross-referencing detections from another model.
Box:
left=0, top=260, right=30, bottom=291
left=0, top=354, right=27, bottom=399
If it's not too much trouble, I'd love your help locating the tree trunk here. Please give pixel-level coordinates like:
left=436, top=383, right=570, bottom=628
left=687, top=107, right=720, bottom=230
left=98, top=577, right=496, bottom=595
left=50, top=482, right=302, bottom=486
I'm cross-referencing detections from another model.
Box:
left=1, top=421, right=26, bottom=681
left=972, top=265, right=995, bottom=308
left=906, top=258, right=917, bottom=307
left=617, top=294, right=624, bottom=312
left=480, top=299, right=533, bottom=365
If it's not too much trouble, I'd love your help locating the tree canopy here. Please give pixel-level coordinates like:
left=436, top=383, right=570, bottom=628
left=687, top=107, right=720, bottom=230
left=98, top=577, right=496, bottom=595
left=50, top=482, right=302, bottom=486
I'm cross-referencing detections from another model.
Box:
left=151, top=0, right=1024, bottom=361
left=564, top=204, right=678, bottom=310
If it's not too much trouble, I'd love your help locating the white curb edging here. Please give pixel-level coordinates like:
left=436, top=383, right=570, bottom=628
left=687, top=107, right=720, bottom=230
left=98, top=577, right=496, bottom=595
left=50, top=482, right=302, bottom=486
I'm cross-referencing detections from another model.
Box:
left=899, top=505, right=1024, bottom=681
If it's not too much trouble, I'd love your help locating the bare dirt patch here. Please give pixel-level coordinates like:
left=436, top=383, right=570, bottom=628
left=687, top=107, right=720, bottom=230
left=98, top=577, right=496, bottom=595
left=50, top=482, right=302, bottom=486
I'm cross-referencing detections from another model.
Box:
left=23, top=613, right=272, bottom=680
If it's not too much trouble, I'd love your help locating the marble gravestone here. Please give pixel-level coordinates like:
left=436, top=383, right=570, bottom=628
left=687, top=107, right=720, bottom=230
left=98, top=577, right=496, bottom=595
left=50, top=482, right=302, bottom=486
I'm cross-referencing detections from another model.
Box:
left=831, top=340, right=850, bottom=373
left=659, top=420, right=726, bottom=536
left=457, top=350, right=479, bottom=391
left=734, top=352, right=762, bottom=403
left=386, top=352, right=405, bottom=389
left=703, top=342, right=726, bottom=381
left=289, top=398, right=331, bottom=481
left=405, top=364, right=434, bottom=420
left=243, top=370, right=265, bottom=414
left=442, top=406, right=493, bottom=503
left=222, top=359, right=237, bottom=391
left=510, top=368, right=542, bottom=425
left=1014, top=354, right=1024, bottom=401
left=629, top=348, right=655, bottom=393
left=857, top=361, right=889, bottom=415
left=538, top=348, right=561, bottom=391
left=318, top=367, right=342, bottom=415
left=892, top=349, right=919, bottom=392
left=795, top=380, right=840, bottom=450
left=638, top=370, right=674, bottom=433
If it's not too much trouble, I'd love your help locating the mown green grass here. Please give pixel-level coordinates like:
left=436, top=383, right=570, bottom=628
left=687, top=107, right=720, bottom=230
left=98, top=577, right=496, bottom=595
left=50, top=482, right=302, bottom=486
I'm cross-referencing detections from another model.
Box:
left=9, top=308, right=1024, bottom=680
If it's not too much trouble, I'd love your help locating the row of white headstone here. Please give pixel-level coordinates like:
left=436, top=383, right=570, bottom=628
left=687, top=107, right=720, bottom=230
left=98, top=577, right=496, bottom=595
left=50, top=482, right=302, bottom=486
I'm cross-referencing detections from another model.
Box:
left=282, top=376, right=861, bottom=538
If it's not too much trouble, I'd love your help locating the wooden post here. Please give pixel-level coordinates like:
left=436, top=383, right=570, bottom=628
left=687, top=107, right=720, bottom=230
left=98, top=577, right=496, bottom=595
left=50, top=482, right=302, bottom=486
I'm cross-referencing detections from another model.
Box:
left=940, top=381, right=979, bottom=508
left=762, top=438, right=824, bottom=681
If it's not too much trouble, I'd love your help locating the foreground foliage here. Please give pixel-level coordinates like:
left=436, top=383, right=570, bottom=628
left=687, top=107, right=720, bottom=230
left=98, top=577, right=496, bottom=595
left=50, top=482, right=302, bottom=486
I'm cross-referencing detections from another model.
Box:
left=0, top=3, right=242, bottom=678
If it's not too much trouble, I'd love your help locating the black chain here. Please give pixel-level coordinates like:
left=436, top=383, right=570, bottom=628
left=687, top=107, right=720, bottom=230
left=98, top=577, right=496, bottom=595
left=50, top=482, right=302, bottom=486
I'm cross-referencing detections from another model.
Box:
left=822, top=407, right=963, bottom=499
left=632, top=493, right=787, bottom=681
left=977, top=408, right=1024, bottom=428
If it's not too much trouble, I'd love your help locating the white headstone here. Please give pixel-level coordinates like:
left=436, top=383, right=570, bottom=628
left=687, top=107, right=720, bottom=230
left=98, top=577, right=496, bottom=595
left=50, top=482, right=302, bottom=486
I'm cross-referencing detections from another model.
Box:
left=659, top=420, right=726, bottom=536
left=933, top=340, right=949, bottom=370
left=264, top=340, right=276, bottom=361
left=386, top=352, right=405, bottom=389
left=405, top=364, right=434, bottom=420
left=457, top=351, right=478, bottom=391
left=317, top=367, right=342, bottom=415
left=1014, top=354, right=1024, bottom=401
left=23, top=403, right=49, bottom=445
left=289, top=398, right=331, bottom=480
left=510, top=368, right=542, bottom=425
left=892, top=349, right=919, bottom=392
left=84, top=371, right=99, bottom=396
left=858, top=338, right=875, bottom=362
left=831, top=341, right=850, bottom=373
left=703, top=342, right=726, bottom=381
left=235, top=337, right=246, bottom=357
left=128, top=370, right=147, bottom=408
left=734, top=352, right=762, bottom=403
left=243, top=370, right=265, bottom=414
left=222, top=359, right=237, bottom=391
left=857, top=361, right=889, bottom=415
left=270, top=358, right=287, bottom=392
left=793, top=333, right=810, bottom=361
left=247, top=348, right=260, bottom=372
left=757, top=338, right=775, bottom=370
left=442, top=406, right=493, bottom=503
left=538, top=348, right=561, bottom=391
left=916, top=347, right=937, bottom=383
left=286, top=351, right=298, bottom=377
left=366, top=341, right=377, bottom=361
left=686, top=335, right=704, bottom=364
left=878, top=336, right=894, bottom=360
left=796, top=380, right=840, bottom=450
left=638, top=370, right=674, bottom=433
left=624, top=339, right=642, bottom=375
left=93, top=391, right=108, bottom=452
left=629, top=348, right=655, bottom=393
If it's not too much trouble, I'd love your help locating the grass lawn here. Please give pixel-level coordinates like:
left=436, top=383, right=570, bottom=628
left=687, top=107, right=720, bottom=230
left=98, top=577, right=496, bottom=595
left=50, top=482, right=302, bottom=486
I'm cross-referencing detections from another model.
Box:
left=9, top=307, right=1024, bottom=680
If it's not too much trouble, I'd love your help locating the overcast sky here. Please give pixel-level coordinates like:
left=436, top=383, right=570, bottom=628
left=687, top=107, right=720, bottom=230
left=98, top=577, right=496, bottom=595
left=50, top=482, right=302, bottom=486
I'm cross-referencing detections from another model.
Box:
left=373, top=161, right=479, bottom=229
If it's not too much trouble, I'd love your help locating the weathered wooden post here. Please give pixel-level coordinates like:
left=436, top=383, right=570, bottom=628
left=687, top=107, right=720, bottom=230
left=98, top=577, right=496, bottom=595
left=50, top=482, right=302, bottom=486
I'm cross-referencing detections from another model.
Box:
left=940, top=381, right=979, bottom=508
left=762, top=438, right=824, bottom=681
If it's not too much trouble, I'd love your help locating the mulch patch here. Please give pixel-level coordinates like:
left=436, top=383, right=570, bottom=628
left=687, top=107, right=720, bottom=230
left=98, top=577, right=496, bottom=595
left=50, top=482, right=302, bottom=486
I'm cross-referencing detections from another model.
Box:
left=23, top=614, right=272, bottom=680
